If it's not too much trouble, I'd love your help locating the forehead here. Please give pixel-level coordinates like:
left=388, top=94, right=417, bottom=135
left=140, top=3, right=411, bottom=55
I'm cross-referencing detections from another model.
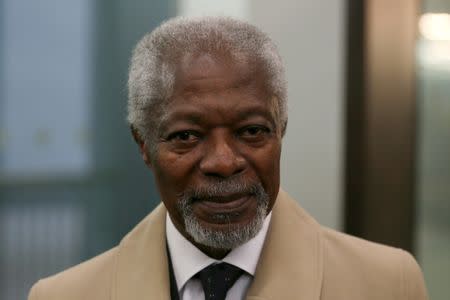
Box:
left=158, top=53, right=274, bottom=129
left=172, top=52, right=268, bottom=97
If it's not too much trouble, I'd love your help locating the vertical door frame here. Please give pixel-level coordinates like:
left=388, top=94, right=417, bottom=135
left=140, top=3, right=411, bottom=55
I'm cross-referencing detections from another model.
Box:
left=344, top=0, right=420, bottom=252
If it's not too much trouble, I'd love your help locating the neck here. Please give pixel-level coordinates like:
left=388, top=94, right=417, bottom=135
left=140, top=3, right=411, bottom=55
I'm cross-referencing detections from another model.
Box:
left=195, top=243, right=231, bottom=260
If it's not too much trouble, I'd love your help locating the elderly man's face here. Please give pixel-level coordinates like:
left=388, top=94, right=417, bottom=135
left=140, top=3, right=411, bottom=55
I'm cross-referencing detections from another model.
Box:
left=143, top=54, right=281, bottom=255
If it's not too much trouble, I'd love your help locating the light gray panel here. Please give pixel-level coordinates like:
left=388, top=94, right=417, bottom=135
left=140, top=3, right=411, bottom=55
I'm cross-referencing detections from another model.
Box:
left=249, top=0, right=345, bottom=229
left=2, top=0, right=92, bottom=178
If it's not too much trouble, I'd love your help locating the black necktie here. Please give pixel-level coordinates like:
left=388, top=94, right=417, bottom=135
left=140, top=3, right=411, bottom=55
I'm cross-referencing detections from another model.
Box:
left=196, top=262, right=244, bottom=300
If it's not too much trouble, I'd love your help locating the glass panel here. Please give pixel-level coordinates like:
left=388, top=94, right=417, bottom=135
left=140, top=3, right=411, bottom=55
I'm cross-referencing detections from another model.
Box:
left=416, top=1, right=450, bottom=299
left=0, top=1, right=172, bottom=299
left=1, top=0, right=92, bottom=178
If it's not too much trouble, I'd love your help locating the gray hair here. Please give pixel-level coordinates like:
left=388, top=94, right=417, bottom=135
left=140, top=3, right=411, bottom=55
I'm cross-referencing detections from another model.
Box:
left=127, top=16, right=287, bottom=153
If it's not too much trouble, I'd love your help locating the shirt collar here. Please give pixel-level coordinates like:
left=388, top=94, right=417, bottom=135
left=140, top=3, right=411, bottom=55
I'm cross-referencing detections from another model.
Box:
left=166, top=212, right=272, bottom=292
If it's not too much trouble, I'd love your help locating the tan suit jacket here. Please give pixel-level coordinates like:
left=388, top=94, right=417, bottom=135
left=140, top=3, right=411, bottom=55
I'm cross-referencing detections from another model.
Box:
left=29, top=189, right=428, bottom=299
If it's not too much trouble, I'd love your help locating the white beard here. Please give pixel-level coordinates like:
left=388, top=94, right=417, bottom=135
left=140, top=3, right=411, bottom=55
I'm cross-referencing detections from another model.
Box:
left=177, top=181, right=269, bottom=250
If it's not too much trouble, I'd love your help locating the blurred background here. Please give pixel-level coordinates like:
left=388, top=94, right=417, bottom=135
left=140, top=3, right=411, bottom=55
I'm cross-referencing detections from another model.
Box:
left=0, top=0, right=448, bottom=299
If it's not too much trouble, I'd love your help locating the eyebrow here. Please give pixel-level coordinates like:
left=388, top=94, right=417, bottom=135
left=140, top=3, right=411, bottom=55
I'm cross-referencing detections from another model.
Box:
left=235, top=108, right=275, bottom=123
left=159, top=106, right=275, bottom=133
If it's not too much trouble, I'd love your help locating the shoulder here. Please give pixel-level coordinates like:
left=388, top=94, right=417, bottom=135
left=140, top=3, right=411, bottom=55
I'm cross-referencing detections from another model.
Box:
left=319, top=227, right=428, bottom=299
left=28, top=247, right=118, bottom=300
left=274, top=189, right=428, bottom=299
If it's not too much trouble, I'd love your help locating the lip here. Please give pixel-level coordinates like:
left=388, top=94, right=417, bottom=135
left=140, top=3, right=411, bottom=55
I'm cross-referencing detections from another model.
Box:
left=194, top=194, right=252, bottom=212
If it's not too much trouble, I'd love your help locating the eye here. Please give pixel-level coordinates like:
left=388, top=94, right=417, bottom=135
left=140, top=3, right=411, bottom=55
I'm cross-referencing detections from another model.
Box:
left=243, top=126, right=264, bottom=135
left=239, top=125, right=271, bottom=142
left=167, top=130, right=199, bottom=143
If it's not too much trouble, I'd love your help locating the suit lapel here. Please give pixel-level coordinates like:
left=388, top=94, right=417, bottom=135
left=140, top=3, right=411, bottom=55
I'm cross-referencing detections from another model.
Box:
left=247, top=189, right=324, bottom=299
left=114, top=203, right=171, bottom=300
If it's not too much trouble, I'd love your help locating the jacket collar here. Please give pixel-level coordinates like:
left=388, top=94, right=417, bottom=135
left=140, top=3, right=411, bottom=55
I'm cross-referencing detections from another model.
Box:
left=114, top=189, right=323, bottom=300
left=114, top=203, right=171, bottom=299
left=246, top=189, right=323, bottom=299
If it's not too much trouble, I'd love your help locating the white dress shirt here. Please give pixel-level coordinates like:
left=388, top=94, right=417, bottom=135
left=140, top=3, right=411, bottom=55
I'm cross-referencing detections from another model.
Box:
left=166, top=212, right=272, bottom=300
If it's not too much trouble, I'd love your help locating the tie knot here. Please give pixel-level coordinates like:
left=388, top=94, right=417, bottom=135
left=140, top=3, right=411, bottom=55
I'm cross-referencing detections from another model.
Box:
left=197, top=262, right=244, bottom=300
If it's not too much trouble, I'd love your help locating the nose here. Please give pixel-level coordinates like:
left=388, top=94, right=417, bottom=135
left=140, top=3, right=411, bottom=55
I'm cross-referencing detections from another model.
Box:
left=199, top=132, right=246, bottom=178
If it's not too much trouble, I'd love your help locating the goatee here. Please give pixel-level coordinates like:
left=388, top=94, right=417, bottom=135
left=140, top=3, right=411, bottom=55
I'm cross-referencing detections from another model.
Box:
left=177, top=180, right=269, bottom=250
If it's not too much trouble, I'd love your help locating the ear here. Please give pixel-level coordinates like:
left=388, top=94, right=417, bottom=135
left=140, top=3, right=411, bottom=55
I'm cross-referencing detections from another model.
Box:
left=281, top=119, right=288, bottom=137
left=130, top=125, right=153, bottom=169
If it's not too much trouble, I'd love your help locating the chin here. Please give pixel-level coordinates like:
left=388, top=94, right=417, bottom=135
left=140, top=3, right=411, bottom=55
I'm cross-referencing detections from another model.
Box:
left=184, top=200, right=268, bottom=250
left=188, top=217, right=263, bottom=250
left=177, top=180, right=270, bottom=249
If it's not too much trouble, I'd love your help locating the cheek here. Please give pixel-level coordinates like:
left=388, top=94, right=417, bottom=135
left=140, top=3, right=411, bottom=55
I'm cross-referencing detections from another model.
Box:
left=152, top=150, right=199, bottom=192
left=152, top=152, right=197, bottom=227
left=265, top=147, right=281, bottom=190
left=244, top=145, right=280, bottom=212
left=245, top=142, right=281, bottom=187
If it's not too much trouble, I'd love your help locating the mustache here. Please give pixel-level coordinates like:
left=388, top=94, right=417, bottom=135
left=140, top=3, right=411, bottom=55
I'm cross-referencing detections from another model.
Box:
left=177, top=179, right=265, bottom=202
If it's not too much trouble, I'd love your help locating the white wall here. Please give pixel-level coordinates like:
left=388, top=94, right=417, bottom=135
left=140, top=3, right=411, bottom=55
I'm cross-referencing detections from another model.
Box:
left=177, top=0, right=345, bottom=229
left=249, top=1, right=346, bottom=229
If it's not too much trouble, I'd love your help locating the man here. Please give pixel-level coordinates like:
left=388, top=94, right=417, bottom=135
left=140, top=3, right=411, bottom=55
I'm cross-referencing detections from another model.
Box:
left=29, top=16, right=428, bottom=300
